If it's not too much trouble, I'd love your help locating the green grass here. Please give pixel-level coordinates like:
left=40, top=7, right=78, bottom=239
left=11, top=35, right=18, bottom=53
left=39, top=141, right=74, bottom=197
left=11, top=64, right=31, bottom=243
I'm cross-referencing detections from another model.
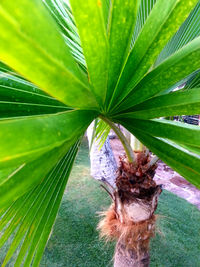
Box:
left=1, top=139, right=200, bottom=266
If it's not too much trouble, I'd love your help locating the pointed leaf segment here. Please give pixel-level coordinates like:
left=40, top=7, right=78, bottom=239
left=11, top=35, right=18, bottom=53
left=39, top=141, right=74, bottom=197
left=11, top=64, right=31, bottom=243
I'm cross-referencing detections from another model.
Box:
left=70, top=0, right=109, bottom=107
left=0, top=0, right=97, bottom=109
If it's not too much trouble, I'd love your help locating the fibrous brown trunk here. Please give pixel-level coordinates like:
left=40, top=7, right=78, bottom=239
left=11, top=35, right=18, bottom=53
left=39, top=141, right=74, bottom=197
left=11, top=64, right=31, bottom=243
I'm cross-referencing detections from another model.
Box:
left=98, top=152, right=162, bottom=267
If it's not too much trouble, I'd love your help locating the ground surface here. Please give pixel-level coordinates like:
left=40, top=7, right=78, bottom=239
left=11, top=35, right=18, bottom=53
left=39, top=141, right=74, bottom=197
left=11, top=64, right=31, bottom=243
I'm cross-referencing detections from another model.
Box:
left=1, top=140, right=200, bottom=266
left=110, top=138, right=200, bottom=210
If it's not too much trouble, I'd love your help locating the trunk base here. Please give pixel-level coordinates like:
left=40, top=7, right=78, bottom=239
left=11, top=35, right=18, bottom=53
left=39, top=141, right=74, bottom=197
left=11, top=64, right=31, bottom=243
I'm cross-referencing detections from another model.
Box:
left=114, top=240, right=149, bottom=267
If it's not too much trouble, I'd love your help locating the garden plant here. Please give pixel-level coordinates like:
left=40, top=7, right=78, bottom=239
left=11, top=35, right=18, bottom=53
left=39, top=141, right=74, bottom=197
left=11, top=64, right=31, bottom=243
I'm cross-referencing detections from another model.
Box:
left=0, top=0, right=200, bottom=266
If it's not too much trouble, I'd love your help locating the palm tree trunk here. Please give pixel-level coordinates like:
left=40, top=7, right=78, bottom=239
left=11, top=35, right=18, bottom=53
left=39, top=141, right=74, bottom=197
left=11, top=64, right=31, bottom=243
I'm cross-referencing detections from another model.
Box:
left=87, top=122, right=117, bottom=187
left=114, top=239, right=149, bottom=267
left=98, top=153, right=162, bottom=267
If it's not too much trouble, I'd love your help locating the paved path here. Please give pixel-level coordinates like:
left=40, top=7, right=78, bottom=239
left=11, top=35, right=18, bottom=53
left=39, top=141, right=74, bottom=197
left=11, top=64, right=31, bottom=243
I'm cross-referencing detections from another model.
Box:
left=110, top=138, right=200, bottom=210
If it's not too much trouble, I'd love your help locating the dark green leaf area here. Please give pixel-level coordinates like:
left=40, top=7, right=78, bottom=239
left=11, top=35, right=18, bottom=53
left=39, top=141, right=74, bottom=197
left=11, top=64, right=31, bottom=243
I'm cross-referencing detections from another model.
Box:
left=0, top=102, right=69, bottom=119
left=0, top=73, right=48, bottom=96
left=0, top=73, right=70, bottom=118
left=0, top=74, right=67, bottom=107
left=176, top=143, right=200, bottom=155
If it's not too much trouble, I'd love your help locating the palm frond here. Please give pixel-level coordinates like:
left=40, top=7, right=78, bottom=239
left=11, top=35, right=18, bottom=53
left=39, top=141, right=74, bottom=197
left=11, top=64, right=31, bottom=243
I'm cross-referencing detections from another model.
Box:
left=0, top=1, right=200, bottom=264
left=70, top=0, right=109, bottom=107
left=0, top=71, right=70, bottom=118
left=115, top=36, right=200, bottom=113
left=108, top=0, right=199, bottom=111
left=0, top=0, right=97, bottom=109
left=95, top=119, right=111, bottom=150
left=44, top=0, right=86, bottom=70
left=0, top=109, right=95, bottom=170
left=0, top=141, right=79, bottom=267
left=156, top=1, right=200, bottom=65
left=132, top=0, right=157, bottom=46
left=113, top=88, right=200, bottom=119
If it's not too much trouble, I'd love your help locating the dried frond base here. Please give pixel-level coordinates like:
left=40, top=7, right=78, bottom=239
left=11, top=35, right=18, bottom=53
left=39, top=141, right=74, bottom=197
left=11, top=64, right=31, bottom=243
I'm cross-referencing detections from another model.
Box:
left=98, top=204, right=157, bottom=250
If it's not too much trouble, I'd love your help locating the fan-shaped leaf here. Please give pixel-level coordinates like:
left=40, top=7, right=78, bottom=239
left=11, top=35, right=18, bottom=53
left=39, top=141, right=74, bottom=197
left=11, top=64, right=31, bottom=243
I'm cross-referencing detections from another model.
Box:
left=132, top=0, right=157, bottom=45
left=0, top=72, right=70, bottom=118
left=44, top=0, right=86, bottom=70
left=0, top=141, right=75, bottom=208
left=115, top=117, right=200, bottom=149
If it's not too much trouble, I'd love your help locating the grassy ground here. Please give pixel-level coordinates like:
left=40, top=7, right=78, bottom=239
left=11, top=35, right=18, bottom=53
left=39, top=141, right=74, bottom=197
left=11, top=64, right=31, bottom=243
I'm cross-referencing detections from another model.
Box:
left=1, top=139, right=200, bottom=266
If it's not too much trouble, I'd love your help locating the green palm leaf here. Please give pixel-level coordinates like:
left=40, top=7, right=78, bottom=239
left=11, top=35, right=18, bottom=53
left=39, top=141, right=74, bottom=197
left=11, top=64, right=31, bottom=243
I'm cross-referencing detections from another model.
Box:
left=0, top=72, right=70, bottom=118
left=105, top=0, right=140, bottom=107
left=184, top=70, right=200, bottom=89
left=0, top=141, right=79, bottom=267
left=0, top=142, right=71, bottom=208
left=114, top=117, right=200, bottom=149
left=108, top=0, right=199, bottom=111
left=116, top=36, right=200, bottom=112
left=114, top=88, right=200, bottom=119
left=132, top=0, right=157, bottom=44
left=0, top=0, right=97, bottom=109
left=44, top=0, right=86, bottom=70
left=0, top=110, right=95, bottom=169
left=156, top=1, right=200, bottom=64
left=70, top=0, right=109, bottom=107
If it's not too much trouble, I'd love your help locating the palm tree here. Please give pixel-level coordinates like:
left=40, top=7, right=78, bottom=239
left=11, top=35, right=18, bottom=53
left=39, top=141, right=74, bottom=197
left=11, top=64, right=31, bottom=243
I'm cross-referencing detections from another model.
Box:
left=0, top=0, right=200, bottom=266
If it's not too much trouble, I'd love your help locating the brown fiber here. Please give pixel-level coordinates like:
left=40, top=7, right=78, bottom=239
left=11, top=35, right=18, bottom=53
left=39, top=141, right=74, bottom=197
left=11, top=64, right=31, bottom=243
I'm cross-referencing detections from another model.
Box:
left=98, top=204, right=157, bottom=250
